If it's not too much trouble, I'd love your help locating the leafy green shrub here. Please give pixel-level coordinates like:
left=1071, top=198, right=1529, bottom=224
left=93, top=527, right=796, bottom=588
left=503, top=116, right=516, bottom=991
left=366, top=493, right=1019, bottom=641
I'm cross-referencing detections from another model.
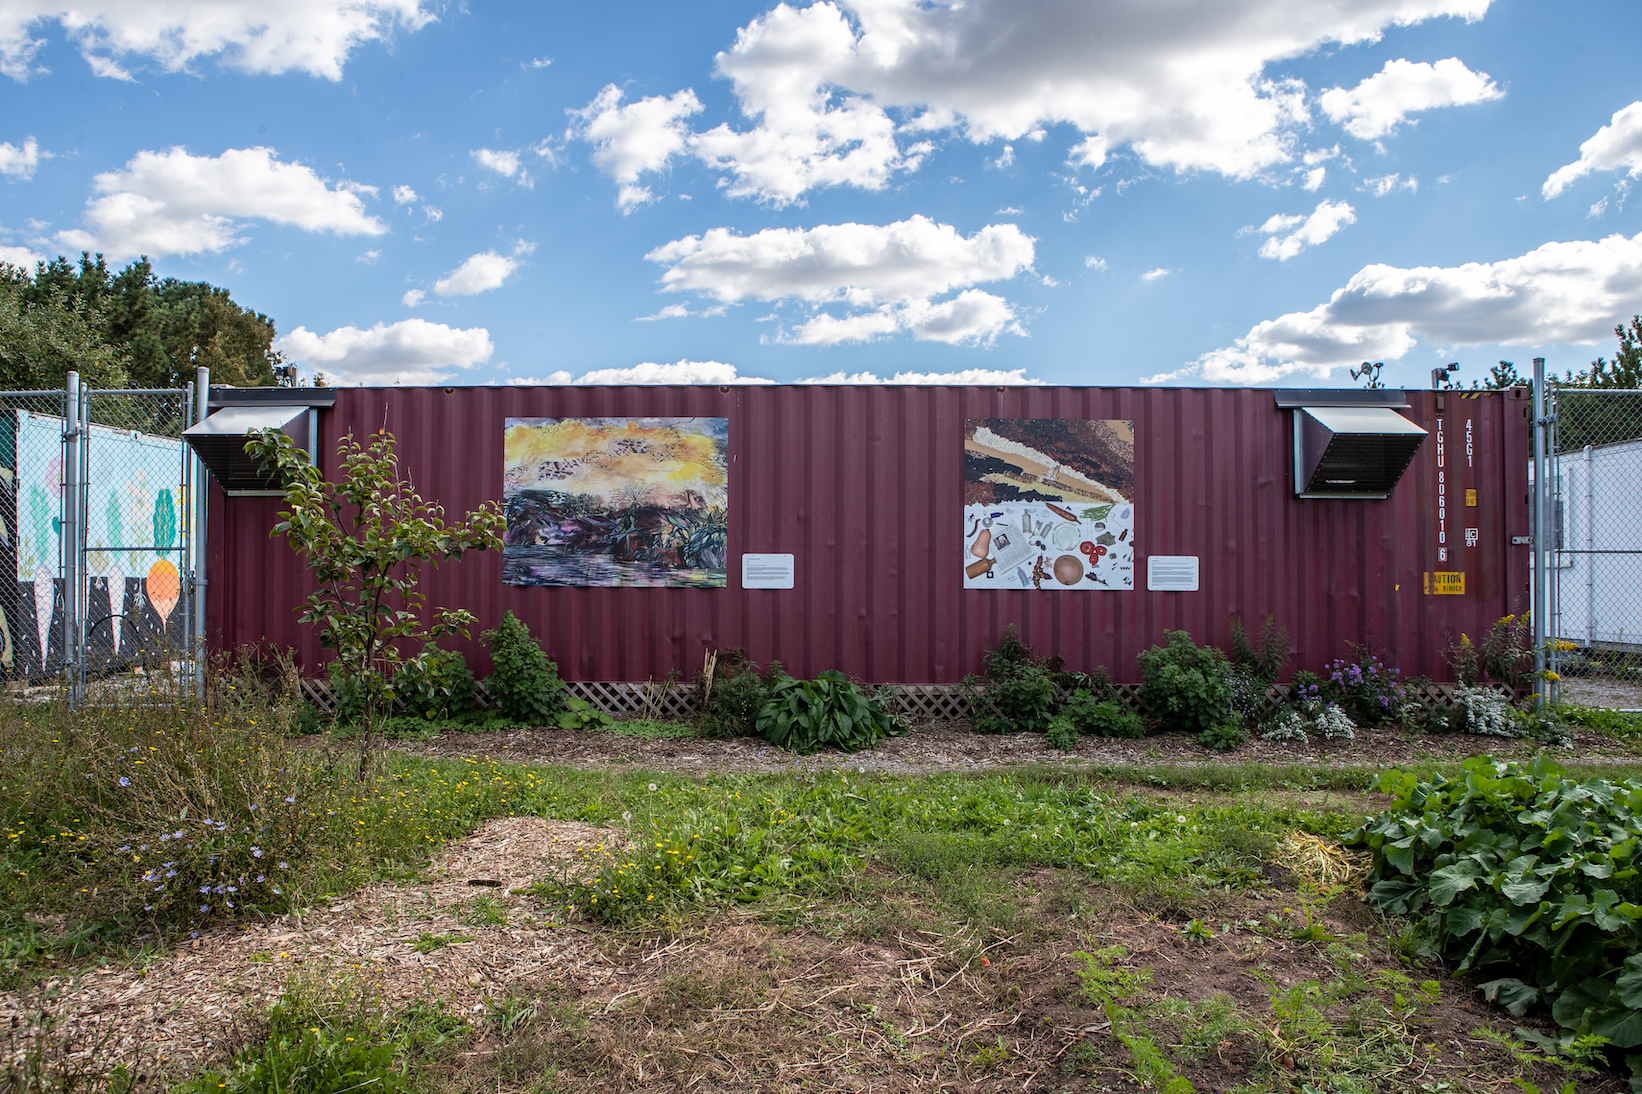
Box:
left=1446, top=614, right=1534, bottom=691
left=290, top=701, right=324, bottom=736
left=481, top=611, right=565, bottom=725
left=390, top=643, right=474, bottom=721
left=757, top=670, right=904, bottom=754
left=1064, top=692, right=1145, bottom=739
left=1045, top=714, right=1078, bottom=750
left=696, top=650, right=771, bottom=738
left=1137, top=631, right=1233, bottom=733
left=1558, top=705, right=1642, bottom=738
left=1348, top=758, right=1642, bottom=1083
left=970, top=626, right=1060, bottom=734
left=327, top=662, right=371, bottom=724
left=1196, top=721, right=1247, bottom=752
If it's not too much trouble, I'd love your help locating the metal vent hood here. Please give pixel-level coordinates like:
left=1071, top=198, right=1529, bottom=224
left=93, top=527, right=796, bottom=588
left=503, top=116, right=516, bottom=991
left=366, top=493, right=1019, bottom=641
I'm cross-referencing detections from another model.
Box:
left=184, top=404, right=311, bottom=494
left=1274, top=390, right=1427, bottom=499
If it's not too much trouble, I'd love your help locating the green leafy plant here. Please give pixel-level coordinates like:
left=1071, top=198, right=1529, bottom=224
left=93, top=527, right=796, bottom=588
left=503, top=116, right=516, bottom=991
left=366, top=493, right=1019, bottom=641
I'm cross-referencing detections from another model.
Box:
left=970, top=625, right=1059, bottom=734
left=1559, top=705, right=1642, bottom=738
left=555, top=696, right=616, bottom=731
left=695, top=650, right=770, bottom=738
left=1064, top=692, right=1145, bottom=739
left=246, top=428, right=503, bottom=779
left=481, top=610, right=566, bottom=725
left=1348, top=757, right=1642, bottom=1085
left=1228, top=612, right=1289, bottom=684
left=1138, top=630, right=1234, bottom=733
left=1045, top=713, right=1078, bottom=750
left=757, top=670, right=903, bottom=754
left=390, top=643, right=474, bottom=721
left=1197, top=721, right=1247, bottom=752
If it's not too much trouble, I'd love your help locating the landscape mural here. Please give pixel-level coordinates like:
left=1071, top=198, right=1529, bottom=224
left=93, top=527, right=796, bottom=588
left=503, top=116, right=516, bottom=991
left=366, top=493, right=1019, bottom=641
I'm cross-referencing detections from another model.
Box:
left=503, top=417, right=729, bottom=588
left=963, top=418, right=1136, bottom=591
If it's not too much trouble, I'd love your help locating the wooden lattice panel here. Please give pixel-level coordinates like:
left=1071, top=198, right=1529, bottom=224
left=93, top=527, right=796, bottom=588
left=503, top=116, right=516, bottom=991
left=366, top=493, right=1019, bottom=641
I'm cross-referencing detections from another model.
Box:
left=293, top=676, right=1505, bottom=720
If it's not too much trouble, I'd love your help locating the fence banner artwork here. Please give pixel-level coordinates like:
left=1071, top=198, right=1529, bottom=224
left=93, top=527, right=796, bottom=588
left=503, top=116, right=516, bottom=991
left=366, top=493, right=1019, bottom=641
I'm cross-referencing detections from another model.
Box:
left=963, top=418, right=1136, bottom=591
left=4, top=407, right=192, bottom=677
left=503, top=417, right=729, bottom=588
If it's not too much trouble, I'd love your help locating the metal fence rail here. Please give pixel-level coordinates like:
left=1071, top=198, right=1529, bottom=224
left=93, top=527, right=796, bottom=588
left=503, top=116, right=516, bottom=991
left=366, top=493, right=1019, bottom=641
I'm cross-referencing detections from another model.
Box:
left=1550, top=386, right=1642, bottom=689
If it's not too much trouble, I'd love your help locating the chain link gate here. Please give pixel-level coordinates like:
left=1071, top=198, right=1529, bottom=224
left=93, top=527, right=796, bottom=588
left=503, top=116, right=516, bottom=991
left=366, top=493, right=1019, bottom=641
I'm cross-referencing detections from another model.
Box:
left=1550, top=386, right=1642, bottom=695
left=0, top=378, right=200, bottom=695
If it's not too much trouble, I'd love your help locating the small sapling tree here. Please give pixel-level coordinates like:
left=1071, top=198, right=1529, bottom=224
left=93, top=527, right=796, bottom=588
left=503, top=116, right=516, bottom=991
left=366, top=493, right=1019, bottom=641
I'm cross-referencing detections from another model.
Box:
left=245, top=428, right=503, bottom=778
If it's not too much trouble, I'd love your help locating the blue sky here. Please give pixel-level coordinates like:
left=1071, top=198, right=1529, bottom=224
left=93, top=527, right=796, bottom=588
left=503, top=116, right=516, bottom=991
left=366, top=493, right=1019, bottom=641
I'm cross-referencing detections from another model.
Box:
left=3, top=0, right=1641, bottom=389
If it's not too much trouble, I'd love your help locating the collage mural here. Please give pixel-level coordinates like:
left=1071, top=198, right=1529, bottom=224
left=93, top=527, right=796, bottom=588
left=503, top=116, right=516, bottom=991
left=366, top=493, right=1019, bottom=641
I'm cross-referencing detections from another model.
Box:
left=1, top=411, right=190, bottom=676
left=502, top=417, right=729, bottom=588
left=963, top=419, right=1136, bottom=591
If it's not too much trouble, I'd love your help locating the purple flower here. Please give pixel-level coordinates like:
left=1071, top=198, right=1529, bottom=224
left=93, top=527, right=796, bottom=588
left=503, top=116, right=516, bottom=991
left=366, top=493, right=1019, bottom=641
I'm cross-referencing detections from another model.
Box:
left=117, top=777, right=130, bottom=788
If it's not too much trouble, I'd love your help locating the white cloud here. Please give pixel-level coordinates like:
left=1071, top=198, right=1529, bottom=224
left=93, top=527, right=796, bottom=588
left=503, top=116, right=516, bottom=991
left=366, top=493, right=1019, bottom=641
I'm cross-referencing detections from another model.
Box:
left=401, top=289, right=424, bottom=307
left=1141, top=267, right=1170, bottom=281
left=0, top=1, right=435, bottom=82
left=797, top=367, right=1043, bottom=384
left=470, top=148, right=530, bottom=187
left=1319, top=57, right=1501, bottom=141
left=1362, top=172, right=1417, bottom=196
left=0, top=136, right=47, bottom=179
left=1255, top=199, right=1356, bottom=260
left=635, top=303, right=693, bottom=321
left=567, top=85, right=703, bottom=212
left=54, top=145, right=385, bottom=259
left=425, top=240, right=533, bottom=299
left=646, top=214, right=1033, bottom=346
left=1189, top=230, right=1642, bottom=384
left=574, top=0, right=1491, bottom=207
left=526, top=56, right=552, bottom=69
left=392, top=184, right=417, bottom=204
left=1302, top=166, right=1326, bottom=190
left=1084, top=256, right=1107, bottom=271
left=356, top=249, right=379, bottom=264
left=1590, top=196, right=1609, bottom=219
left=648, top=215, right=1033, bottom=305
left=433, top=252, right=518, bottom=297
left=1544, top=101, right=1642, bottom=199
left=276, top=318, right=492, bottom=384
left=567, top=360, right=773, bottom=385
left=785, top=289, right=1023, bottom=346
left=421, top=204, right=442, bottom=222
left=0, top=244, right=42, bottom=269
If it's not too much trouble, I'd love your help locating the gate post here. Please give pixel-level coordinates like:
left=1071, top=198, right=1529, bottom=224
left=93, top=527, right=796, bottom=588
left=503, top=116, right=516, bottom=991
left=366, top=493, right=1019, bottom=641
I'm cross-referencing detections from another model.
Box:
left=62, top=371, right=82, bottom=701
left=1532, top=358, right=1549, bottom=710
left=193, top=366, right=209, bottom=695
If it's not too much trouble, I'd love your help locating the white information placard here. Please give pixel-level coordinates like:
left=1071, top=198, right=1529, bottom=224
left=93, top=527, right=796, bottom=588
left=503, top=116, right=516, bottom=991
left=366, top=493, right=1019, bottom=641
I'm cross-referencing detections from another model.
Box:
left=1146, top=555, right=1200, bottom=592
left=741, top=553, right=795, bottom=589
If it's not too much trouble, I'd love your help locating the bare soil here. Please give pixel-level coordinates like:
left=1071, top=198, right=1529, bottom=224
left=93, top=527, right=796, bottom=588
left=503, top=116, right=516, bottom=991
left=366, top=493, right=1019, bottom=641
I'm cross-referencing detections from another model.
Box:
left=6, top=813, right=1616, bottom=1093
left=392, top=718, right=1641, bottom=776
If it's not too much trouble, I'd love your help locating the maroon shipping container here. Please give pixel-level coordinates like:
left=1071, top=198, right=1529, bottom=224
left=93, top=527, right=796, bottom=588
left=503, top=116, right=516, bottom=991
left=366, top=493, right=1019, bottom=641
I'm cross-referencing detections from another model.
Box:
left=205, top=384, right=1531, bottom=684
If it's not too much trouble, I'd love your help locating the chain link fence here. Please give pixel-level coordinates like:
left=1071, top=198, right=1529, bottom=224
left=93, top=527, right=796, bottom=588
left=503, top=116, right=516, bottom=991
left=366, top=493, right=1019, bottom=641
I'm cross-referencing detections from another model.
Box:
left=0, top=384, right=197, bottom=690
left=80, top=389, right=196, bottom=682
left=1550, top=387, right=1642, bottom=695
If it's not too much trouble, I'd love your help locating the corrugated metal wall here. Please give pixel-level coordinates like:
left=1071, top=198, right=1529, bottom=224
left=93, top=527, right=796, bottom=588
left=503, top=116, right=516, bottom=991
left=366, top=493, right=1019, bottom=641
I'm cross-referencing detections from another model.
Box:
left=207, top=384, right=1531, bottom=683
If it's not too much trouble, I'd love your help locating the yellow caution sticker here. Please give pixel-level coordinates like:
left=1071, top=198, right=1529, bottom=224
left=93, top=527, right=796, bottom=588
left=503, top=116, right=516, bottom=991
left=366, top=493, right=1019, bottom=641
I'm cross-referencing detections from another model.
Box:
left=1465, top=489, right=1478, bottom=507
left=1424, top=572, right=1465, bottom=595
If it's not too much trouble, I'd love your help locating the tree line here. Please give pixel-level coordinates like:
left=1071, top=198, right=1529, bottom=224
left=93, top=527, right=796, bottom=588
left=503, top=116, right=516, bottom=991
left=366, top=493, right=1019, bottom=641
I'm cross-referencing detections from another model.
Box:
left=0, top=252, right=283, bottom=392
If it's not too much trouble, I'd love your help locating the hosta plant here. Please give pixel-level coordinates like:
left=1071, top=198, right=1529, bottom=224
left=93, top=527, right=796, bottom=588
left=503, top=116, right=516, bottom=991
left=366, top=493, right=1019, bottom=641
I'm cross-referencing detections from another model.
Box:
left=757, top=670, right=904, bottom=755
left=1348, top=757, right=1642, bottom=1086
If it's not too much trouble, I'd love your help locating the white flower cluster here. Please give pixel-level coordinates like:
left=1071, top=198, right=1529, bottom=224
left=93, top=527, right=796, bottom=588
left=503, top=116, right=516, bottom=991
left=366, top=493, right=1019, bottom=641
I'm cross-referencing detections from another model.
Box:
left=1260, top=699, right=1356, bottom=744
left=1453, top=686, right=1519, bottom=738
